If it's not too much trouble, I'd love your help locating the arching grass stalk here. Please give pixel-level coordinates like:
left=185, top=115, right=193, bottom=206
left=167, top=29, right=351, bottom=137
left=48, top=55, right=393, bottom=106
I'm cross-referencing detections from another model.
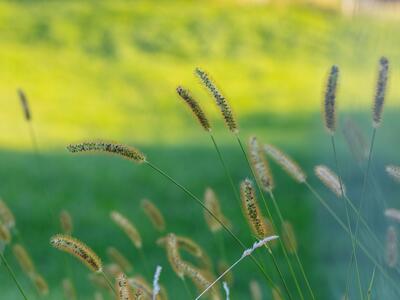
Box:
left=235, top=134, right=302, bottom=300
left=330, top=136, right=363, bottom=300
left=366, top=267, right=376, bottom=300
left=100, top=271, right=116, bottom=294
left=0, top=251, right=28, bottom=300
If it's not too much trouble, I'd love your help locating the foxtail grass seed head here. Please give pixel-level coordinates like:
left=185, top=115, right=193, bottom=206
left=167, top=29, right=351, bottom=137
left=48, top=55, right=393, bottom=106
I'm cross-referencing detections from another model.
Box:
left=176, top=86, right=211, bottom=132
left=33, top=273, right=49, bottom=296
left=240, top=179, right=268, bottom=238
left=0, top=223, right=11, bottom=244
left=165, top=233, right=185, bottom=279
left=314, top=165, right=345, bottom=197
left=60, top=210, right=73, bottom=235
left=50, top=234, right=102, bottom=272
left=141, top=199, right=166, bottom=232
left=0, top=199, right=15, bottom=229
left=249, top=280, right=262, bottom=300
left=386, top=165, right=400, bottom=183
left=13, top=244, right=35, bottom=275
left=67, top=141, right=145, bottom=163
left=248, top=136, right=274, bottom=191
left=386, top=225, right=398, bottom=268
left=62, top=278, right=77, bottom=300
left=129, top=276, right=159, bottom=300
left=111, top=211, right=142, bottom=249
left=373, top=57, right=389, bottom=127
left=107, top=247, right=133, bottom=273
left=17, top=88, right=31, bottom=121
left=204, top=188, right=231, bottom=233
left=282, top=221, right=297, bottom=254
left=264, top=144, right=306, bottom=183
left=323, top=65, right=339, bottom=134
left=116, top=273, right=134, bottom=300
left=152, top=265, right=162, bottom=300
left=385, top=208, right=400, bottom=223
left=195, top=67, right=238, bottom=133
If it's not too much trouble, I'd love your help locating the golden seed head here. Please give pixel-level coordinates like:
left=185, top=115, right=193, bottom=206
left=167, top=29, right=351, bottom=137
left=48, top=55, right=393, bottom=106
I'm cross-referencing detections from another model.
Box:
left=129, top=276, right=166, bottom=300
left=248, top=136, right=274, bottom=191
left=111, top=211, right=142, bottom=249
left=62, top=278, right=77, bottom=300
left=17, top=88, right=31, bottom=121
left=195, top=67, right=238, bottom=133
left=141, top=199, right=166, bottom=232
left=386, top=225, right=397, bottom=268
left=314, top=165, right=345, bottom=197
left=60, top=210, right=73, bottom=235
left=33, top=273, right=49, bottom=296
left=0, top=223, right=11, bottom=244
left=204, top=188, right=231, bottom=233
left=107, top=247, right=133, bottom=273
left=323, top=65, right=339, bottom=134
left=176, top=86, right=211, bottom=132
left=373, top=57, right=389, bottom=127
left=0, top=199, right=15, bottom=229
left=264, top=144, right=306, bottom=183
left=50, top=234, right=102, bottom=272
left=116, top=273, right=134, bottom=300
left=282, top=221, right=297, bottom=254
left=12, top=244, right=35, bottom=275
left=67, top=141, right=145, bottom=163
left=165, top=233, right=185, bottom=279
left=240, top=179, right=268, bottom=238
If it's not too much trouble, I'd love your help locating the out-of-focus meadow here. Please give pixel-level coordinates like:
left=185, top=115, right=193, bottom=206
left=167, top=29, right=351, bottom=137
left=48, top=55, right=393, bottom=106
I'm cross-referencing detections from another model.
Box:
left=1, top=0, right=400, bottom=299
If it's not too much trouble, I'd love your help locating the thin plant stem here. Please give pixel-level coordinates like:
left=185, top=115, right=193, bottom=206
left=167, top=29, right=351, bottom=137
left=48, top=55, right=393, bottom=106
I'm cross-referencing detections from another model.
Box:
left=269, top=190, right=316, bottom=300
left=0, top=251, right=28, bottom=300
left=216, top=231, right=227, bottom=262
left=144, top=161, right=276, bottom=288
left=330, top=135, right=363, bottom=300
left=366, top=267, right=376, bottom=300
left=182, top=277, right=193, bottom=299
left=235, top=134, right=299, bottom=300
left=100, top=271, right=116, bottom=295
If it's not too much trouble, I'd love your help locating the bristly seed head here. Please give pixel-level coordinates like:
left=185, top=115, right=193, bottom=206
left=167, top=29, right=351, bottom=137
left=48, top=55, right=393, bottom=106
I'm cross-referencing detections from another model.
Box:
left=323, top=65, right=339, bottom=134
left=0, top=199, right=15, bottom=229
left=248, top=136, right=274, bottom=191
left=67, top=141, right=145, bottom=163
left=386, top=225, right=398, bottom=268
left=111, top=211, right=142, bottom=249
left=60, top=210, right=73, bottom=235
left=116, top=272, right=134, bottom=300
left=314, top=165, right=345, bottom=197
left=141, top=199, right=166, bottom=233
left=195, top=67, right=238, bottom=133
left=50, top=234, right=102, bottom=273
left=12, top=244, right=36, bottom=275
left=176, top=86, right=211, bottom=132
left=204, top=187, right=231, bottom=233
left=386, top=165, right=400, bottom=183
left=107, top=247, right=133, bottom=273
left=0, top=223, right=11, bottom=244
left=33, top=273, right=49, bottom=296
left=17, top=88, right=31, bottom=121
left=373, top=57, right=389, bottom=128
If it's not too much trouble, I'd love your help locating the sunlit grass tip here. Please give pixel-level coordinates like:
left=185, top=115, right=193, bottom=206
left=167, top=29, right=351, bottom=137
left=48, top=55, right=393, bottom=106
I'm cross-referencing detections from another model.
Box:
left=264, top=144, right=306, bottom=183
left=176, top=86, right=211, bottom=132
left=0, top=223, right=11, bottom=244
left=314, top=165, right=345, bottom=197
left=50, top=234, right=102, bottom=272
left=323, top=65, right=339, bottom=134
left=195, top=67, right=238, bottom=133
left=0, top=199, right=16, bottom=229
left=67, top=141, right=145, bottom=163
left=248, top=136, right=274, bottom=192
left=111, top=211, right=142, bottom=249
left=373, top=56, right=389, bottom=128
left=141, top=199, right=166, bottom=232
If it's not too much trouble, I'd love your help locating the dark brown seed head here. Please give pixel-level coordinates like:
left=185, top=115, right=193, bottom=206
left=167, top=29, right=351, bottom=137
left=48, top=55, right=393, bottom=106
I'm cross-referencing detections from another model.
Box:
left=373, top=57, right=389, bottom=127
left=323, top=65, right=339, bottom=134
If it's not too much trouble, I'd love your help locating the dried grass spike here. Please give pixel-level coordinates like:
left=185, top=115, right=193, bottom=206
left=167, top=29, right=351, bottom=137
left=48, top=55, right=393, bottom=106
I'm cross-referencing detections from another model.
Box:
left=116, top=273, right=134, bottom=300
left=60, top=210, right=73, bottom=235
left=141, top=199, right=166, bottom=232
left=240, top=179, right=267, bottom=238
left=195, top=68, right=238, bottom=133
left=386, top=165, right=400, bottom=183
left=386, top=225, right=397, bottom=268
left=323, top=65, right=339, bottom=134
left=373, top=57, right=389, bottom=127
left=204, top=188, right=231, bottom=233
left=0, top=223, right=11, bottom=244
left=264, top=144, right=306, bottom=183
left=111, top=211, right=142, bottom=249
left=282, top=221, right=297, bottom=254
left=248, top=136, right=274, bottom=191
left=50, top=234, right=102, bottom=272
left=12, top=244, right=35, bottom=275
left=0, top=199, right=15, bottom=228
left=314, top=165, right=345, bottom=197
left=33, top=273, right=49, bottom=295
left=17, top=89, right=31, bottom=121
left=107, top=247, right=133, bottom=273
left=67, top=141, right=145, bottom=163
left=62, top=278, right=77, bottom=300
left=177, top=86, right=211, bottom=132
left=165, top=233, right=184, bottom=279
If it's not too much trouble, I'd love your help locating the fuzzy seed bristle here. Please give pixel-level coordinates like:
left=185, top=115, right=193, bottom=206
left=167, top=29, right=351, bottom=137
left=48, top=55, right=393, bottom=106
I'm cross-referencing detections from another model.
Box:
left=385, top=208, right=400, bottom=223
left=386, top=165, right=400, bottom=183
left=264, top=144, right=306, bottom=183
left=111, top=211, right=142, bottom=249
left=107, top=247, right=133, bottom=273
left=141, top=199, right=166, bottom=232
left=67, top=141, right=145, bottom=163
left=314, top=165, right=345, bottom=197
left=282, top=221, right=297, bottom=254
left=62, top=278, right=77, bottom=300
left=240, top=179, right=268, bottom=238
left=129, top=276, right=166, bottom=300
left=373, top=57, right=389, bottom=127
left=60, top=210, right=73, bottom=235
left=249, top=280, right=262, bottom=300
left=176, top=86, right=211, bottom=132
left=248, top=136, right=274, bottom=191
left=204, top=188, right=231, bottom=233
left=116, top=273, right=134, bottom=300
left=165, top=233, right=185, bottom=279
left=17, top=89, right=31, bottom=121
left=0, top=223, right=11, bottom=244
left=195, top=67, right=238, bottom=133
left=12, top=244, right=35, bottom=275
left=323, top=65, right=339, bottom=134
left=386, top=225, right=398, bottom=268
left=0, top=199, right=15, bottom=229
left=50, top=234, right=102, bottom=272
left=33, top=273, right=49, bottom=295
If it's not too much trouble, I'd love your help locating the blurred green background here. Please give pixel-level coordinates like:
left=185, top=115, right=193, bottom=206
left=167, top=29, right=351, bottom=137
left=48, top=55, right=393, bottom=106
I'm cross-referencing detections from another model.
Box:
left=0, top=0, right=400, bottom=299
